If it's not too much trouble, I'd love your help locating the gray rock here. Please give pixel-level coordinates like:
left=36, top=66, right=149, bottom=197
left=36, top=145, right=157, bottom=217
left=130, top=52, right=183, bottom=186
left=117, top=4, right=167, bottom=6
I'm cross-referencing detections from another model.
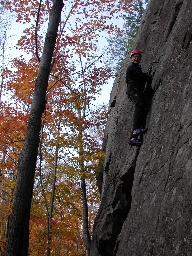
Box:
left=90, top=0, right=192, bottom=255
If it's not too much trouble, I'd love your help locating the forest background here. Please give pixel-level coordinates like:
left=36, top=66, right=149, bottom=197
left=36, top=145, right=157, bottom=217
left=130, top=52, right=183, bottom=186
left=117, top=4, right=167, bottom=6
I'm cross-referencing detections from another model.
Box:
left=0, top=0, right=146, bottom=255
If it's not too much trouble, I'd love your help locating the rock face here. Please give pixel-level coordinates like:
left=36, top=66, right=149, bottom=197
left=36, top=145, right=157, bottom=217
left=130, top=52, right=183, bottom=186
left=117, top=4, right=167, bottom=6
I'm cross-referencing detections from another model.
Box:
left=90, top=0, right=192, bottom=255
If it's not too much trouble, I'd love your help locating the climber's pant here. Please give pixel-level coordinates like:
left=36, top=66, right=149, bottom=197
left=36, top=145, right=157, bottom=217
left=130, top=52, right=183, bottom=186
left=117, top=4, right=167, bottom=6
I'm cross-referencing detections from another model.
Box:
left=129, top=90, right=146, bottom=130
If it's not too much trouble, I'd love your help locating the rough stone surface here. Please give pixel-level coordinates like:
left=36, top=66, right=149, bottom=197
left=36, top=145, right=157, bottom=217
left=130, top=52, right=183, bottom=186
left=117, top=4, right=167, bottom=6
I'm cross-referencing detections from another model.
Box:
left=90, top=0, right=192, bottom=255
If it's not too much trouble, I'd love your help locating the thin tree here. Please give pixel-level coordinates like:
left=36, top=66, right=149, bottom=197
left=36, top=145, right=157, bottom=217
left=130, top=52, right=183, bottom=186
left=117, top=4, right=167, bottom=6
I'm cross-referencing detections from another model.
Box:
left=6, top=1, right=64, bottom=255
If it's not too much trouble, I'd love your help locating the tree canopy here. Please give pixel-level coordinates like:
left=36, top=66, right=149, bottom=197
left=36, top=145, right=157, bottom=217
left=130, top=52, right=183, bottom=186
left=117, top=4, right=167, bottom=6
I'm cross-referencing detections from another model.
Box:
left=103, top=0, right=146, bottom=72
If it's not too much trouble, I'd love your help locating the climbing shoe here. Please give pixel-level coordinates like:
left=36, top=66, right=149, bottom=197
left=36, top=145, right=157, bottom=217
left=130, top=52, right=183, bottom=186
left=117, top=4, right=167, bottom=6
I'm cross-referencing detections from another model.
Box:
left=132, top=128, right=148, bottom=138
left=129, top=138, right=142, bottom=147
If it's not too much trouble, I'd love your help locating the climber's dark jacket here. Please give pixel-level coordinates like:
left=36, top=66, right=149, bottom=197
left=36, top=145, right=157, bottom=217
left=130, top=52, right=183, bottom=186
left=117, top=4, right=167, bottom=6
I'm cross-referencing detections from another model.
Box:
left=126, top=62, right=152, bottom=95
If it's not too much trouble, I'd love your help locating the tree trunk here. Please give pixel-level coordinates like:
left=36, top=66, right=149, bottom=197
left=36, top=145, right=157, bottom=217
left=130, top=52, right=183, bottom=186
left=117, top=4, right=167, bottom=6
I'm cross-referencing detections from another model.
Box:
left=78, top=61, right=91, bottom=255
left=46, top=121, right=60, bottom=256
left=6, top=1, right=63, bottom=255
left=81, top=178, right=91, bottom=255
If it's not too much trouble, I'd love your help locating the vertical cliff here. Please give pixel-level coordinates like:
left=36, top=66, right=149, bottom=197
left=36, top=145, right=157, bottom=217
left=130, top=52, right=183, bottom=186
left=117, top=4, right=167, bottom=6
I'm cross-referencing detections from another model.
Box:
left=90, top=0, right=192, bottom=255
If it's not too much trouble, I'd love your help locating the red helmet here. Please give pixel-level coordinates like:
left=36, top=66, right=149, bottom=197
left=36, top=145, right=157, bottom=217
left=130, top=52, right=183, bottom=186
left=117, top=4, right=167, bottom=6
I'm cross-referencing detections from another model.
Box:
left=130, top=49, right=142, bottom=58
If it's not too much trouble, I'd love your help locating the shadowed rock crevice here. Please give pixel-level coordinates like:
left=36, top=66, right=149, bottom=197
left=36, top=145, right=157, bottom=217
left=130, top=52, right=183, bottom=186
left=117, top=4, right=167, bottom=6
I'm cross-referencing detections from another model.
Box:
left=110, top=96, right=117, bottom=108
left=164, top=0, right=183, bottom=40
left=97, top=157, right=139, bottom=256
left=182, top=28, right=192, bottom=49
left=112, top=158, right=139, bottom=256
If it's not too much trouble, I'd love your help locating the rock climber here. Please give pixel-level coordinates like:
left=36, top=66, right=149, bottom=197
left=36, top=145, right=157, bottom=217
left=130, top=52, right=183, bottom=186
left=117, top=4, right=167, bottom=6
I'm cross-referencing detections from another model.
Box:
left=126, top=49, right=152, bottom=147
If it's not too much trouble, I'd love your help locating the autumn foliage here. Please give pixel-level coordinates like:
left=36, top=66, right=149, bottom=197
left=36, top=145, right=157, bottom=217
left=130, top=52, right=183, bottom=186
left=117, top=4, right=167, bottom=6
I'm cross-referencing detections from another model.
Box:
left=0, top=0, right=134, bottom=254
